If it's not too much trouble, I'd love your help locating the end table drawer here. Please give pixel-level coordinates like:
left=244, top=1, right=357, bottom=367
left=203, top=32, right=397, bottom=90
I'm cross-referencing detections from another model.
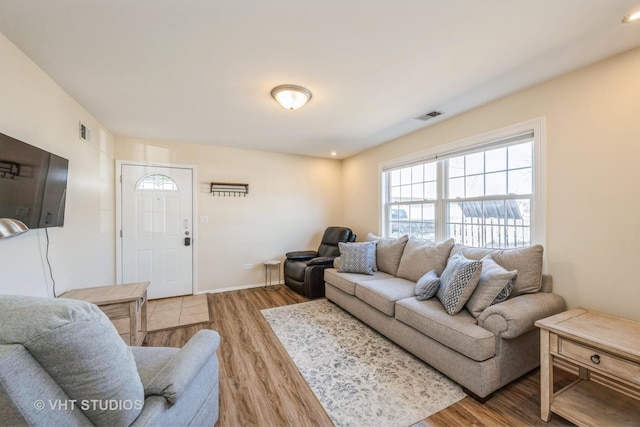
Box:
left=559, top=337, right=640, bottom=386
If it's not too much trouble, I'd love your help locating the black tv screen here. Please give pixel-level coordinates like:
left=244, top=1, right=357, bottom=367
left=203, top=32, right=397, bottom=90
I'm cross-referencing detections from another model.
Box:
left=0, top=131, right=69, bottom=229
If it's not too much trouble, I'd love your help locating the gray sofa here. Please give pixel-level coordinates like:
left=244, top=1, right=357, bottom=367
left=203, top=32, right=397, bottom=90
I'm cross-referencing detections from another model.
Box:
left=0, top=295, right=220, bottom=426
left=325, top=236, right=566, bottom=400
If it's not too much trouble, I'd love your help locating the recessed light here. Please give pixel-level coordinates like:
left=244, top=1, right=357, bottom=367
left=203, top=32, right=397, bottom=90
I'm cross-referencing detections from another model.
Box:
left=330, top=151, right=337, bottom=157
left=622, top=9, right=640, bottom=23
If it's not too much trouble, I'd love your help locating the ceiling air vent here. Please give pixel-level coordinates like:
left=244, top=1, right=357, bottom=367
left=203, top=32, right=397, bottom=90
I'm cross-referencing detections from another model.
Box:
left=414, top=111, right=444, bottom=121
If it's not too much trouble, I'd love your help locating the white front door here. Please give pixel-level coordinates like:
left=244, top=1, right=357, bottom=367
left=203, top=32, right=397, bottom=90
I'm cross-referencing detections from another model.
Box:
left=120, top=164, right=193, bottom=299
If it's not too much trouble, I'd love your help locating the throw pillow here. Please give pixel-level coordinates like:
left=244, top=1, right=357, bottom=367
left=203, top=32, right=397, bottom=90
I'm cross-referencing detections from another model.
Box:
left=338, top=241, right=376, bottom=275
left=436, top=252, right=483, bottom=315
left=415, top=270, right=440, bottom=301
left=366, top=233, right=409, bottom=276
left=492, top=244, right=543, bottom=297
left=465, top=255, right=518, bottom=318
left=396, top=238, right=454, bottom=281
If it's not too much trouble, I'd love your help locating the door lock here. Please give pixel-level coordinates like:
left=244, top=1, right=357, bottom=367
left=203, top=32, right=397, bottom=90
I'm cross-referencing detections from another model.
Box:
left=184, top=237, right=191, bottom=246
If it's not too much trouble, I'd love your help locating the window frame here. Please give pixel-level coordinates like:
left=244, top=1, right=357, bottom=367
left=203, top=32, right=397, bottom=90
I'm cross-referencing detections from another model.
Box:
left=379, top=118, right=546, bottom=248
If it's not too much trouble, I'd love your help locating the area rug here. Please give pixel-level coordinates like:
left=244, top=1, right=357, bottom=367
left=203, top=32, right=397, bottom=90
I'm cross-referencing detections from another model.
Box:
left=261, top=299, right=466, bottom=427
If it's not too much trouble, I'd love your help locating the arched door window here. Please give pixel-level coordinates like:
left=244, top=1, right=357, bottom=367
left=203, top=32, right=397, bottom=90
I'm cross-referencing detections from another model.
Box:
left=137, top=174, right=179, bottom=191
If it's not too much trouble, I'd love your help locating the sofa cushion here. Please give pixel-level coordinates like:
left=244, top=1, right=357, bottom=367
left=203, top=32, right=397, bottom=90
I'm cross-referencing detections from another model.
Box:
left=415, top=270, right=440, bottom=301
left=338, top=241, right=376, bottom=275
left=0, top=295, right=144, bottom=426
left=396, top=238, right=454, bottom=281
left=451, top=243, right=544, bottom=297
left=465, top=255, right=518, bottom=318
left=355, top=278, right=416, bottom=316
left=324, top=268, right=394, bottom=295
left=395, top=298, right=496, bottom=361
left=366, top=233, right=408, bottom=276
left=436, top=252, right=482, bottom=315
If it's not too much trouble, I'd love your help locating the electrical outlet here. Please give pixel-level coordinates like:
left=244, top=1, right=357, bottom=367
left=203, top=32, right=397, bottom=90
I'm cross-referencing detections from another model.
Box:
left=244, top=263, right=252, bottom=270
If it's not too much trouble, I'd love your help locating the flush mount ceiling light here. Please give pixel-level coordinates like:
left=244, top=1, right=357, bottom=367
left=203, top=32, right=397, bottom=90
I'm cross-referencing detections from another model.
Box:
left=271, top=84, right=312, bottom=110
left=622, top=9, right=640, bottom=23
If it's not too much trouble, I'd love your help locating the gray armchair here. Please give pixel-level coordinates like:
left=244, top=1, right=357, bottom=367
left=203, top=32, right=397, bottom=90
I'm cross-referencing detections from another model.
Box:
left=0, top=295, right=219, bottom=426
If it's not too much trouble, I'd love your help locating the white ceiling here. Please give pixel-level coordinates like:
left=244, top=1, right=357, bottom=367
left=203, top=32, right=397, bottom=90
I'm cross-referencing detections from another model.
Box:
left=1, top=1, right=639, bottom=159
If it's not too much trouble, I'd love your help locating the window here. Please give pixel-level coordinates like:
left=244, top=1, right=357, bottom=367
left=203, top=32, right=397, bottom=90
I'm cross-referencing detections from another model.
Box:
left=137, top=174, right=178, bottom=191
left=381, top=120, right=544, bottom=249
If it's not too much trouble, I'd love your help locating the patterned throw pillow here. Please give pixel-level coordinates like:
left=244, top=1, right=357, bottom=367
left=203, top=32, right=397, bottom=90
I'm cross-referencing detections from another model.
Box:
left=436, top=252, right=483, bottom=315
left=338, top=241, right=376, bottom=275
left=465, top=255, right=517, bottom=318
left=415, top=270, right=440, bottom=301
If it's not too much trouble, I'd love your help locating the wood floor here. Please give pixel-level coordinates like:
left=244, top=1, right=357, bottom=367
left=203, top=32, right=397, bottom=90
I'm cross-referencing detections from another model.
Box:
left=145, top=286, right=576, bottom=427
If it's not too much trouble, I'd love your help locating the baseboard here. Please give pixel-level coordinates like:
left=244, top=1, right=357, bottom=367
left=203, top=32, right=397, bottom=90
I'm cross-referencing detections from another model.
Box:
left=196, top=281, right=284, bottom=295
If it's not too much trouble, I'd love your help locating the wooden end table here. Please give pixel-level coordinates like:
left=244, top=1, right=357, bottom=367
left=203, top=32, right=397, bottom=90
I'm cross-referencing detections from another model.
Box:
left=535, top=308, right=640, bottom=426
left=60, top=282, right=150, bottom=346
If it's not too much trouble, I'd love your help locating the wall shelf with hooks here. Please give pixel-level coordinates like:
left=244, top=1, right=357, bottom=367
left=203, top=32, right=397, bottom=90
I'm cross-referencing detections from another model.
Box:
left=210, top=182, right=249, bottom=197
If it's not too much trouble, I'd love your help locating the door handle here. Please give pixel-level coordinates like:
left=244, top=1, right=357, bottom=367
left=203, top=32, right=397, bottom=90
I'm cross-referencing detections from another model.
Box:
left=184, top=237, right=191, bottom=246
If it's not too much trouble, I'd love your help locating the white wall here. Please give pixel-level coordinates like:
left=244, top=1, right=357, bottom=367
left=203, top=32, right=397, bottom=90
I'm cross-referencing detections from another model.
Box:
left=115, top=137, right=344, bottom=292
left=342, top=46, right=640, bottom=321
left=0, top=33, right=116, bottom=296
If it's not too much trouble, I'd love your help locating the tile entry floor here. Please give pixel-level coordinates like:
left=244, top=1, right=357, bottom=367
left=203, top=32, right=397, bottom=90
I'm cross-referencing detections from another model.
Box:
left=147, top=294, right=210, bottom=332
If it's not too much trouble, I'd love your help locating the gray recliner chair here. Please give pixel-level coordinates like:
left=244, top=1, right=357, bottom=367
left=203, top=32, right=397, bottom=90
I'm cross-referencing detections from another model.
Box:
left=0, top=295, right=220, bottom=426
left=284, top=226, right=355, bottom=298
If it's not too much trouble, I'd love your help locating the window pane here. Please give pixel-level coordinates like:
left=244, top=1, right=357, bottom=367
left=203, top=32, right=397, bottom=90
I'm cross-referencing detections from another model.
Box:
left=508, top=142, right=532, bottom=169
left=411, top=183, right=424, bottom=201
left=448, top=177, right=464, bottom=198
left=138, top=174, right=178, bottom=191
left=424, top=181, right=437, bottom=200
left=449, top=157, right=464, bottom=178
left=425, top=163, right=437, bottom=181
left=400, top=168, right=411, bottom=185
left=412, top=165, right=423, bottom=182
left=485, top=171, right=506, bottom=195
left=485, top=147, right=506, bottom=173
left=390, top=185, right=401, bottom=202
left=390, top=169, right=400, bottom=184
left=465, top=152, right=484, bottom=175
left=400, top=184, right=411, bottom=201
left=508, top=168, right=532, bottom=195
left=465, top=175, right=484, bottom=197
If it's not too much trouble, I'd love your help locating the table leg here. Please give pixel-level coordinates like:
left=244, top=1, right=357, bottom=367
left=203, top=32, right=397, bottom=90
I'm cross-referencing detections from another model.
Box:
left=540, top=329, right=552, bottom=422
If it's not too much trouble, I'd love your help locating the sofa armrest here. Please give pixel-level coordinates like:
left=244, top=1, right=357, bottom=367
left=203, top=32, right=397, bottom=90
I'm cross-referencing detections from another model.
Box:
left=145, top=329, right=220, bottom=405
left=477, top=292, right=567, bottom=339
left=285, top=250, right=318, bottom=261
left=306, top=256, right=335, bottom=267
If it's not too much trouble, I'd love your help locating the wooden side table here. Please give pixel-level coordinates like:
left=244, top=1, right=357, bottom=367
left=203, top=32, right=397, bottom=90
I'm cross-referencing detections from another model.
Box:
left=60, top=282, right=150, bottom=346
left=535, top=308, right=640, bottom=426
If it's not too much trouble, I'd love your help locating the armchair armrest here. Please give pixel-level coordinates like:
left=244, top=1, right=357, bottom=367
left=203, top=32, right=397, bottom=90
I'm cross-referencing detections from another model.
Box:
left=307, top=256, right=335, bottom=267
left=477, top=292, right=566, bottom=339
left=145, top=329, right=220, bottom=404
left=285, top=250, right=318, bottom=261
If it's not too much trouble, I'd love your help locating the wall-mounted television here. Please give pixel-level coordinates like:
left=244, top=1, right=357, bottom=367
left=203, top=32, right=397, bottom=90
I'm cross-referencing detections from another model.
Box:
left=0, top=131, right=69, bottom=229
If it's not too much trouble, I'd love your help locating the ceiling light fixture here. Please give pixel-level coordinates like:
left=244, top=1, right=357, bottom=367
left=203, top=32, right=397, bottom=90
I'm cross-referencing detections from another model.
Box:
left=622, top=9, right=640, bottom=23
left=271, top=85, right=312, bottom=110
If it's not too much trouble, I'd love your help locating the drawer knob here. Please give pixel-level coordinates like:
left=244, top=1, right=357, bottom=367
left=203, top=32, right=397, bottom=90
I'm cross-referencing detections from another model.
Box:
left=590, top=354, right=601, bottom=364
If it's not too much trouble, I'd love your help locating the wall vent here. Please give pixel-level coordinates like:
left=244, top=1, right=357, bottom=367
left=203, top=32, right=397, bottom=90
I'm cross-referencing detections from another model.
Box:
left=414, top=111, right=444, bottom=121
left=79, top=121, right=91, bottom=142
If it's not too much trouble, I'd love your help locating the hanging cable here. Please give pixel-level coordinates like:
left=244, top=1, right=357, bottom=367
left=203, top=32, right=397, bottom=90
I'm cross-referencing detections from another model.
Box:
left=45, top=228, right=57, bottom=297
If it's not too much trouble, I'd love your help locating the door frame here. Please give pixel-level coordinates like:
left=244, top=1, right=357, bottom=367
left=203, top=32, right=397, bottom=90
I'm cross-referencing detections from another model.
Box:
left=115, top=160, right=198, bottom=294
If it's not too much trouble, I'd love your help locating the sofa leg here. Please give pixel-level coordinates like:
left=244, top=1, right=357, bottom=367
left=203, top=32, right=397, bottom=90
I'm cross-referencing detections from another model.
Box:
left=462, top=387, right=493, bottom=403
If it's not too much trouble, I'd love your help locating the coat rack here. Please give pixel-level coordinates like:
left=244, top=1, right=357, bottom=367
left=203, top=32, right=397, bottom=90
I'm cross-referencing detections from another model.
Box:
left=210, top=182, right=249, bottom=197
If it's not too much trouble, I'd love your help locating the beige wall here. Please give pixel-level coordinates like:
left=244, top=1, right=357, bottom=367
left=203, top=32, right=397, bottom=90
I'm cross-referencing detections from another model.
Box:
left=343, top=46, right=640, bottom=320
left=0, top=33, right=116, bottom=296
left=115, top=137, right=343, bottom=292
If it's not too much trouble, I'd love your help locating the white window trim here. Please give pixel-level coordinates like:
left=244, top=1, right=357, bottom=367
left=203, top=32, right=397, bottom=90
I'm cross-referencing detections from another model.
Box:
left=379, top=117, right=546, bottom=248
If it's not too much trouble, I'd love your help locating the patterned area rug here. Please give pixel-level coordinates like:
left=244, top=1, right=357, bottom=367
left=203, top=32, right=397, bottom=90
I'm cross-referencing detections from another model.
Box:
left=261, top=299, right=466, bottom=427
